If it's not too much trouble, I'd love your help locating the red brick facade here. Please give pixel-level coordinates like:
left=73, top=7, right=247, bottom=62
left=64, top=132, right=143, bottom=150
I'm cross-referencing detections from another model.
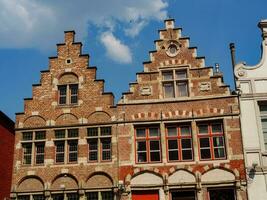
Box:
left=0, top=111, right=15, bottom=200
left=11, top=19, right=247, bottom=200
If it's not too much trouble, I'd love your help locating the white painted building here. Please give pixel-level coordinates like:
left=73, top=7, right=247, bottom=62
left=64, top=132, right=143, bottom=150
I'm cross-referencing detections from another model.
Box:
left=234, top=20, right=267, bottom=200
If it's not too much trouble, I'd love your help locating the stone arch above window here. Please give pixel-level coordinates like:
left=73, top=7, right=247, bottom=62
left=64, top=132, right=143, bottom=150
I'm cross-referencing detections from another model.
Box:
left=23, top=115, right=46, bottom=128
left=55, top=113, right=78, bottom=125
left=17, top=176, right=44, bottom=192
left=58, top=73, right=78, bottom=85
left=88, top=111, right=111, bottom=124
left=168, top=170, right=196, bottom=184
left=201, top=168, right=235, bottom=183
left=85, top=172, right=113, bottom=189
left=130, top=172, right=163, bottom=186
left=51, top=174, right=78, bottom=190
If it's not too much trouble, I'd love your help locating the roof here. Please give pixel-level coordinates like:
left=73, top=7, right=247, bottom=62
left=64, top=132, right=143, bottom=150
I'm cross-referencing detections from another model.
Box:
left=0, top=111, right=15, bottom=133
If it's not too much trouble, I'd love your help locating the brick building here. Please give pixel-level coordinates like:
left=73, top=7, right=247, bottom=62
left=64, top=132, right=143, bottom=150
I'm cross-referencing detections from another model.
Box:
left=11, top=19, right=247, bottom=200
left=0, top=111, right=15, bottom=200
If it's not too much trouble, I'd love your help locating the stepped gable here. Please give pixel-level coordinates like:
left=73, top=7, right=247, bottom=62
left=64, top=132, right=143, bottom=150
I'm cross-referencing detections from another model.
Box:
left=16, top=31, right=114, bottom=129
left=120, top=19, right=230, bottom=103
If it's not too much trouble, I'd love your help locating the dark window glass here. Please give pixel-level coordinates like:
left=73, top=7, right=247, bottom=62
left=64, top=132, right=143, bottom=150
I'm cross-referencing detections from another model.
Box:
left=88, top=128, right=98, bottom=137
left=212, top=124, right=222, bottom=133
left=23, top=143, right=32, bottom=164
left=70, top=84, right=78, bottom=104
left=55, top=141, right=65, bottom=163
left=67, top=193, right=79, bottom=200
left=198, top=125, right=208, bottom=134
left=136, top=128, right=146, bottom=137
left=200, top=138, right=210, bottom=147
left=101, top=191, right=113, bottom=200
left=22, top=132, right=33, bottom=141
left=58, top=85, right=67, bottom=105
left=68, top=141, right=78, bottom=162
left=150, top=140, right=160, bottom=161
left=86, top=192, right=98, bottom=200
left=163, top=82, right=175, bottom=98
left=149, top=128, right=159, bottom=137
left=35, top=131, right=46, bottom=140
left=171, top=191, right=195, bottom=200
left=68, top=129, right=78, bottom=138
left=101, top=127, right=111, bottom=136
left=167, top=127, right=177, bottom=136
left=33, top=195, right=45, bottom=200
left=101, top=139, right=111, bottom=161
left=55, top=129, right=65, bottom=138
left=181, top=126, right=191, bottom=136
left=89, top=139, right=98, bottom=161
left=35, top=143, right=45, bottom=164
left=18, top=196, right=30, bottom=200
left=52, top=194, right=64, bottom=200
left=209, top=189, right=235, bottom=200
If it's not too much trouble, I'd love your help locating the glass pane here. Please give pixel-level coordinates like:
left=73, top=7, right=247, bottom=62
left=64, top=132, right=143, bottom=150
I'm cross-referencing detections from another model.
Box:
left=58, top=85, right=67, bottom=95
left=162, top=71, right=173, bottom=80
left=171, top=191, right=195, bottom=200
left=176, top=70, right=187, bottom=79
left=36, top=143, right=45, bottom=153
left=18, top=196, right=30, bottom=200
left=69, top=142, right=78, bottom=151
left=212, top=123, right=222, bottom=133
left=181, top=139, right=192, bottom=149
left=200, top=149, right=211, bottom=159
left=200, top=138, right=210, bottom=147
left=138, top=152, right=147, bottom=162
left=150, top=152, right=160, bottom=161
left=55, top=129, right=65, bottom=138
left=56, top=153, right=64, bottom=163
left=35, top=131, right=46, bottom=140
left=169, top=150, right=178, bottom=161
left=59, top=96, right=66, bottom=104
left=164, top=83, right=175, bottom=98
left=67, top=193, right=79, bottom=200
left=102, top=191, right=113, bottom=200
left=177, top=82, right=188, bottom=96
left=168, top=140, right=178, bottom=150
left=89, top=152, right=98, bottom=161
left=137, top=141, right=146, bottom=151
left=70, top=84, right=78, bottom=94
left=23, top=144, right=32, bottom=154
left=69, top=152, right=78, bottom=162
left=259, top=104, right=267, bottom=113
left=198, top=125, right=208, bottom=134
left=33, top=195, right=45, bottom=200
left=67, top=129, right=78, bottom=137
left=101, top=127, right=111, bottom=136
left=86, top=192, right=98, bottom=200
left=102, top=139, right=111, bottom=150
left=36, top=154, right=44, bottom=164
left=167, top=127, right=177, bottom=136
left=22, top=132, right=33, bottom=140
left=149, top=127, right=159, bottom=137
left=181, top=126, right=191, bottom=136
left=182, top=149, right=192, bottom=160
left=102, top=150, right=111, bottom=160
left=89, top=140, right=98, bottom=150
left=136, top=128, right=146, bottom=137
left=214, top=148, right=225, bottom=158
left=209, top=189, right=235, bottom=200
left=213, top=137, right=224, bottom=147
left=150, top=140, right=160, bottom=150
left=88, top=127, right=98, bottom=136
left=52, top=194, right=64, bottom=200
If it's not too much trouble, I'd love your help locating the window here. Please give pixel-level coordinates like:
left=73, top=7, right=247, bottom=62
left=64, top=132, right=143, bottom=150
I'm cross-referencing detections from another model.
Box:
left=87, top=127, right=112, bottom=162
left=135, top=126, right=161, bottom=163
left=197, top=122, right=226, bottom=160
left=171, top=191, right=196, bottom=200
left=21, top=131, right=46, bottom=165
left=18, top=195, right=45, bottom=200
left=162, top=69, right=188, bottom=98
left=259, top=102, right=267, bottom=150
left=166, top=124, right=193, bottom=161
left=58, top=84, right=78, bottom=105
left=54, top=129, right=79, bottom=164
left=86, top=191, right=113, bottom=200
left=209, top=188, right=235, bottom=200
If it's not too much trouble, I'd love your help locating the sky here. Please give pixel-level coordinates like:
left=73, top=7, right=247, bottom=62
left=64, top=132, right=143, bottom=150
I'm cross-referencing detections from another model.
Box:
left=0, top=0, right=267, bottom=120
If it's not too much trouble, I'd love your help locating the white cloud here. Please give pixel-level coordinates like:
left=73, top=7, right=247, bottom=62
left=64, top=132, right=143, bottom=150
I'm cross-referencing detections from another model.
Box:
left=100, top=32, right=132, bottom=64
left=0, top=0, right=168, bottom=62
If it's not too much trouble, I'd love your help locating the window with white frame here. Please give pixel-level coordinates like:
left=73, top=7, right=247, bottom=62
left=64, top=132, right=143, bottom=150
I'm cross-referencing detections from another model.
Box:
left=135, top=126, right=161, bottom=163
left=54, top=129, right=79, bottom=164
left=87, top=127, right=112, bottom=162
left=259, top=102, right=267, bottom=150
left=21, top=131, right=46, bottom=165
left=197, top=121, right=226, bottom=160
left=166, top=124, right=193, bottom=161
left=162, top=69, right=188, bottom=98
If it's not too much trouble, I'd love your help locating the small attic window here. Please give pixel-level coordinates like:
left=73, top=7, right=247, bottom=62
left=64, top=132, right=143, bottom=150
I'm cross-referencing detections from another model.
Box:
left=66, top=58, right=72, bottom=64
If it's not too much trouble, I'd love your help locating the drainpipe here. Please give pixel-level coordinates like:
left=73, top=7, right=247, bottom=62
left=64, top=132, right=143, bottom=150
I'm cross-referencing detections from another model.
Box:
left=229, top=43, right=237, bottom=91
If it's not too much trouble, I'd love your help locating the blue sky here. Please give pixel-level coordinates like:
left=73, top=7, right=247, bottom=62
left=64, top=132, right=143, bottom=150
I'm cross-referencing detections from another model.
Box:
left=0, top=0, right=266, bottom=120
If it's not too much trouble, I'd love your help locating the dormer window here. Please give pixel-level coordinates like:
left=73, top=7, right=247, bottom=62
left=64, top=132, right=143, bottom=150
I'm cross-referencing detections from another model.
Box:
left=162, top=69, right=188, bottom=98
left=58, top=73, right=79, bottom=105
